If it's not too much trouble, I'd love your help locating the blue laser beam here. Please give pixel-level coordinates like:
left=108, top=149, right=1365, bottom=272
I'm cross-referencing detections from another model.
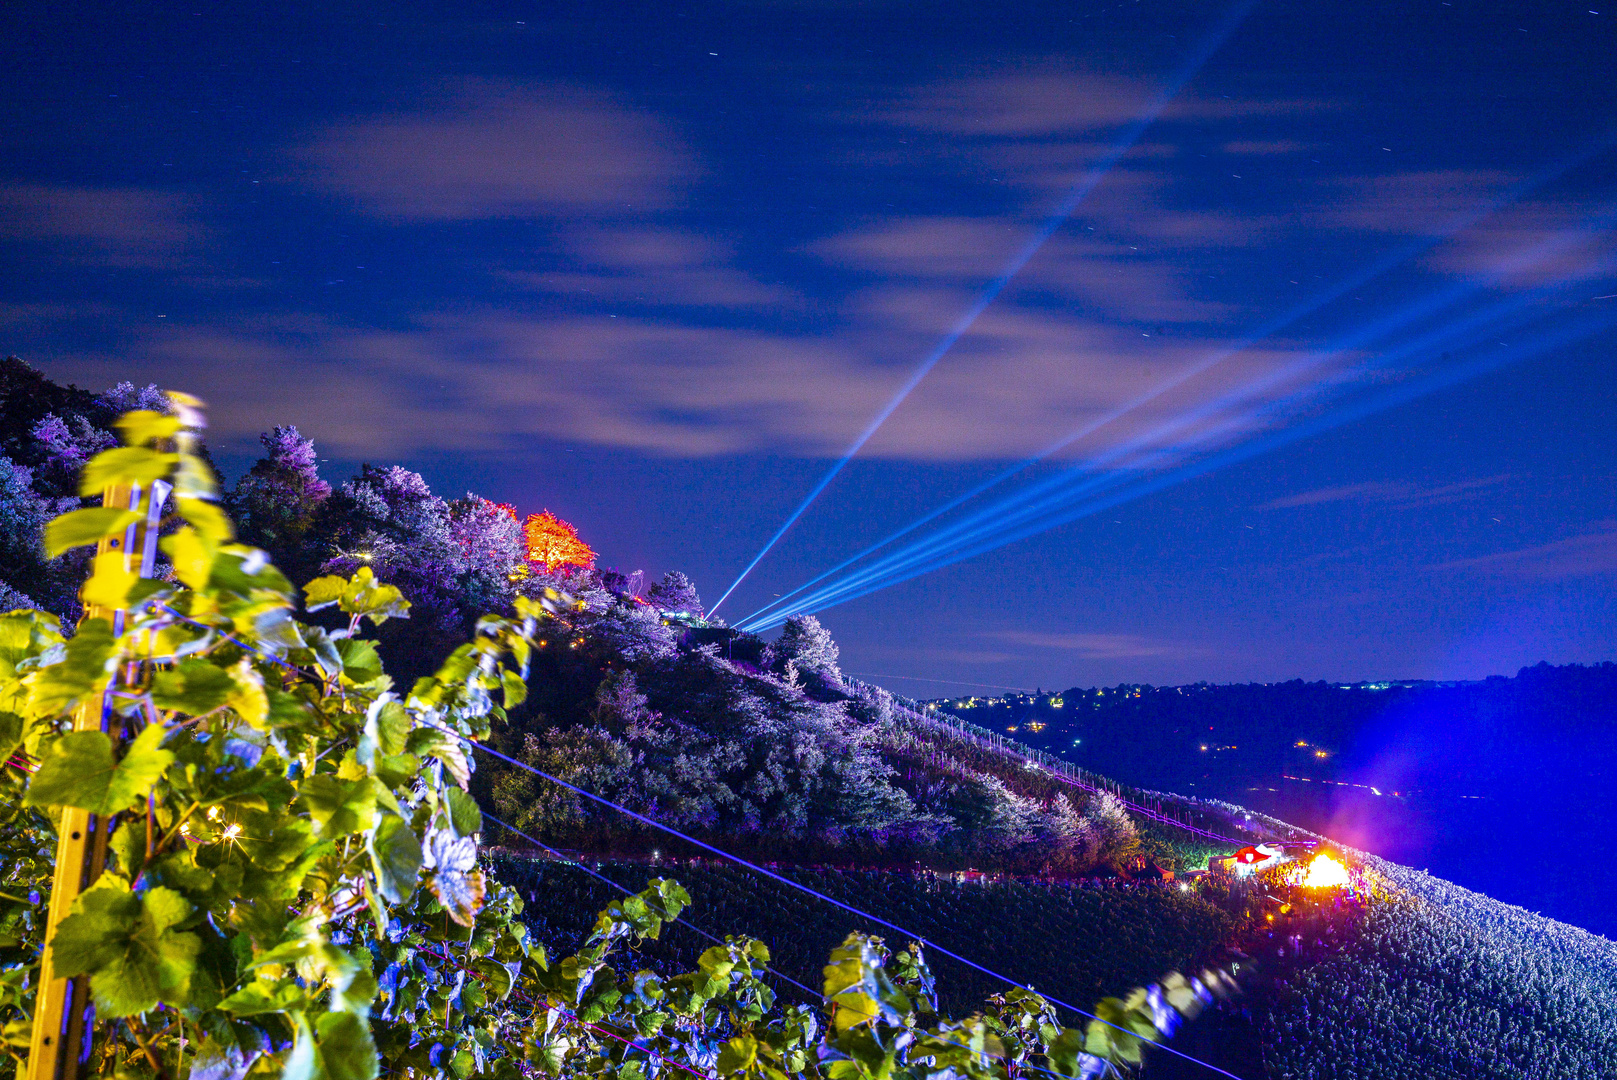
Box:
left=736, top=130, right=1617, bottom=630
left=842, top=301, right=1617, bottom=606
left=747, top=280, right=1617, bottom=624
left=708, top=0, right=1260, bottom=618
left=749, top=209, right=1617, bottom=622
left=753, top=283, right=1601, bottom=623
left=741, top=298, right=1545, bottom=627
left=743, top=230, right=1617, bottom=627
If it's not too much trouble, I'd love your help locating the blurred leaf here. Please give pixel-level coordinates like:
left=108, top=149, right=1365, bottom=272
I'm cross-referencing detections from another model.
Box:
left=369, top=813, right=422, bottom=905
left=151, top=659, right=235, bottom=715
left=43, top=507, right=141, bottom=557
left=113, top=409, right=181, bottom=447
left=161, top=526, right=216, bottom=590
left=79, top=446, right=178, bottom=496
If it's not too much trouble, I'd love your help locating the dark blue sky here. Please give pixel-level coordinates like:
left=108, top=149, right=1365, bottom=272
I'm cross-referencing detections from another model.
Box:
left=4, top=0, right=1615, bottom=693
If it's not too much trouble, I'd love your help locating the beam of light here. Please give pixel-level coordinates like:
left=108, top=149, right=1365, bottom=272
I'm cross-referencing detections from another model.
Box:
left=743, top=259, right=1604, bottom=627
left=747, top=207, right=1617, bottom=622
left=736, top=130, right=1617, bottom=629
left=707, top=0, right=1260, bottom=618
left=751, top=271, right=1609, bottom=625
left=741, top=232, right=1617, bottom=628
left=746, top=293, right=1617, bottom=625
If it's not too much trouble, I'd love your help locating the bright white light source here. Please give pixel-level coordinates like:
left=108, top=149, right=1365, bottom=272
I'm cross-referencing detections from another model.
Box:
left=1303, top=854, right=1350, bottom=889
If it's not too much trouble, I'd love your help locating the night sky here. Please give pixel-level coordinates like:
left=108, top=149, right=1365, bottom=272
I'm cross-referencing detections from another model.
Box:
left=4, top=0, right=1615, bottom=694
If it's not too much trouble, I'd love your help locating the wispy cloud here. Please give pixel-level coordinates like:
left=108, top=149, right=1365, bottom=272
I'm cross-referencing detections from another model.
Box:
left=0, top=184, right=207, bottom=267
left=79, top=303, right=1302, bottom=462
left=1259, top=475, right=1509, bottom=510
left=499, top=226, right=798, bottom=310
left=294, top=81, right=698, bottom=221
left=986, top=629, right=1205, bottom=660
left=1433, top=525, right=1617, bottom=579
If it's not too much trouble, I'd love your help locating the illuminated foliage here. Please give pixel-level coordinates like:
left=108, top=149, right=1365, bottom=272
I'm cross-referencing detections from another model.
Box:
left=524, top=508, right=596, bottom=570
left=0, top=396, right=1228, bottom=1080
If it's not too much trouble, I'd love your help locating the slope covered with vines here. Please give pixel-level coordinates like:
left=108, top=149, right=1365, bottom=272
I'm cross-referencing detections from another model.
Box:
left=493, top=856, right=1236, bottom=1015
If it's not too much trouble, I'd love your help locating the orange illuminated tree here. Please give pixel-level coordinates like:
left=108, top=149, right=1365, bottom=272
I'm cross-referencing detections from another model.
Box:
left=524, top=509, right=596, bottom=570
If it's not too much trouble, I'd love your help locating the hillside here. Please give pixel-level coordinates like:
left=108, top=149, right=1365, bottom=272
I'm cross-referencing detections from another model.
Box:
left=6, top=365, right=1614, bottom=1078
left=929, top=670, right=1617, bottom=937
left=480, top=645, right=1617, bottom=1078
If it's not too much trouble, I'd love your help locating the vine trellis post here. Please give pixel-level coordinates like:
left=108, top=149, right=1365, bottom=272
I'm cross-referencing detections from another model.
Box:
left=27, top=479, right=169, bottom=1080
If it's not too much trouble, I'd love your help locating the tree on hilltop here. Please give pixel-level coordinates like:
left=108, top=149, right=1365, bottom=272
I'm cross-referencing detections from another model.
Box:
left=646, top=569, right=703, bottom=616
left=524, top=509, right=596, bottom=570
left=774, top=612, right=842, bottom=687
left=228, top=425, right=333, bottom=580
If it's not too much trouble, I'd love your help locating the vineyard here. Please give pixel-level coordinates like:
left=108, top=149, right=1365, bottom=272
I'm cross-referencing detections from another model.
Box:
left=1244, top=854, right=1617, bottom=1080
left=5, top=387, right=1617, bottom=1080
left=0, top=397, right=1247, bottom=1080
left=490, top=854, right=1238, bottom=1015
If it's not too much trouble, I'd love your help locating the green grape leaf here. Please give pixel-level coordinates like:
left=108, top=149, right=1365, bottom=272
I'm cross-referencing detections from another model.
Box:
left=375, top=700, right=410, bottom=755
left=335, top=639, right=383, bottom=684
left=445, top=786, right=482, bottom=839
left=281, top=1012, right=319, bottom=1080
left=227, top=659, right=269, bottom=727
left=113, top=409, right=182, bottom=446
left=501, top=668, right=527, bottom=709
left=109, top=819, right=145, bottom=878
left=218, top=978, right=305, bottom=1017
left=368, top=812, right=422, bottom=904
left=161, top=526, right=216, bottom=590
left=151, top=659, right=235, bottom=715
left=301, top=574, right=347, bottom=612
left=298, top=775, right=380, bottom=840
left=717, top=1035, right=758, bottom=1075
left=25, top=617, right=116, bottom=716
left=472, top=957, right=514, bottom=1002
left=49, top=876, right=141, bottom=978
left=406, top=727, right=471, bottom=789
left=79, top=447, right=179, bottom=496
left=176, top=496, right=234, bottom=544
left=0, top=711, right=23, bottom=763
left=26, top=723, right=174, bottom=815
left=43, top=507, right=142, bottom=557
left=50, top=878, right=200, bottom=1018
left=232, top=810, right=316, bottom=871
left=80, top=550, right=139, bottom=610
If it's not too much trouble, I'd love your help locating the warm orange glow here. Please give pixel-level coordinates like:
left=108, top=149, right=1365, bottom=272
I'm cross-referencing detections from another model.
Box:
left=1303, top=854, right=1351, bottom=889
left=524, top=510, right=596, bottom=570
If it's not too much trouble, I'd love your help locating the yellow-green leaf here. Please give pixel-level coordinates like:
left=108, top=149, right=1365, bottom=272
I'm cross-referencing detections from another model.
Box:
left=176, top=496, right=233, bottom=543
left=81, top=550, right=138, bottom=610
left=113, top=409, right=181, bottom=446
left=26, top=722, right=175, bottom=815
left=78, top=446, right=179, bottom=496
left=228, top=658, right=269, bottom=727
left=161, top=526, right=216, bottom=590
left=43, top=507, right=141, bottom=557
